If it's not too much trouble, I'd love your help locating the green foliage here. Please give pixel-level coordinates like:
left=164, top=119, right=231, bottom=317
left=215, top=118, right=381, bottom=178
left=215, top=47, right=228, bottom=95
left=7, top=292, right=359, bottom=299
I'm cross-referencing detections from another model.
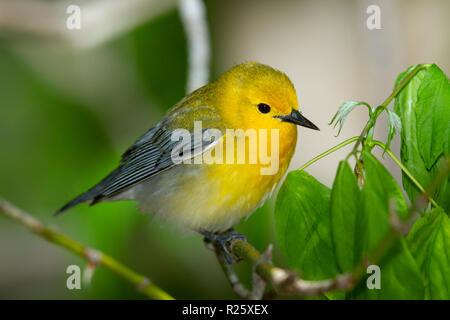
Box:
left=351, top=152, right=423, bottom=299
left=275, top=63, right=449, bottom=300
left=361, top=151, right=408, bottom=221
left=329, top=101, right=371, bottom=136
left=330, top=161, right=361, bottom=271
left=414, top=65, right=450, bottom=169
left=385, top=108, right=402, bottom=153
left=275, top=171, right=339, bottom=280
left=407, top=208, right=450, bottom=299
left=275, top=171, right=344, bottom=299
left=394, top=64, right=450, bottom=211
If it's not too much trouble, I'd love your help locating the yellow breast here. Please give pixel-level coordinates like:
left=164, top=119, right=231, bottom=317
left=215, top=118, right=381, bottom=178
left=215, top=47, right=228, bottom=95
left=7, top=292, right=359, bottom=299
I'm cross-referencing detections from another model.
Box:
left=199, top=127, right=297, bottom=231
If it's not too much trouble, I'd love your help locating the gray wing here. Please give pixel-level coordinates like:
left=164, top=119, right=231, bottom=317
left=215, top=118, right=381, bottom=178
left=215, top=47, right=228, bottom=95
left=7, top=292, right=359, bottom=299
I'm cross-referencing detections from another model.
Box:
left=99, top=122, right=219, bottom=198
left=56, top=111, right=222, bottom=214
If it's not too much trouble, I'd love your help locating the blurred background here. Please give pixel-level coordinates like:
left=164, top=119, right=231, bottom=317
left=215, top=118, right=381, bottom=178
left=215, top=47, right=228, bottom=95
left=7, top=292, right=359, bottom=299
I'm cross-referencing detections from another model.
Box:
left=0, top=0, right=448, bottom=299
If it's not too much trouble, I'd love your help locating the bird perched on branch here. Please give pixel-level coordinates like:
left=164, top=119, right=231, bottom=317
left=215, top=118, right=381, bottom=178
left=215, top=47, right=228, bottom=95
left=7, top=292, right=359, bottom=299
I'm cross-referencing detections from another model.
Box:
left=57, top=62, right=319, bottom=263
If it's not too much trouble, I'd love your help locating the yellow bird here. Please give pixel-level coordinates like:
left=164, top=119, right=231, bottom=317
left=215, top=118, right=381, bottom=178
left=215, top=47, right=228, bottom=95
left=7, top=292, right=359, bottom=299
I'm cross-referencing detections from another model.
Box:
left=57, top=62, right=319, bottom=263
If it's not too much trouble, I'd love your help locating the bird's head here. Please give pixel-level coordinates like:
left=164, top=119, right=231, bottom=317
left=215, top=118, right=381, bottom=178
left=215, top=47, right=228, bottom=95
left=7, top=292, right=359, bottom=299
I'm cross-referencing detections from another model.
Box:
left=214, top=62, right=319, bottom=133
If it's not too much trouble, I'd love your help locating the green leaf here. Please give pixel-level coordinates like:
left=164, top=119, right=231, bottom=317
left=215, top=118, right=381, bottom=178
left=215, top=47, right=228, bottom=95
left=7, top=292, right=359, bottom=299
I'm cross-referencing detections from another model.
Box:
left=330, top=161, right=362, bottom=272
left=385, top=109, right=402, bottom=153
left=329, top=101, right=371, bottom=136
left=348, top=152, right=424, bottom=299
left=394, top=64, right=450, bottom=211
left=407, top=208, right=450, bottom=299
left=362, top=151, right=408, bottom=222
left=275, top=171, right=340, bottom=280
left=415, top=64, right=450, bottom=169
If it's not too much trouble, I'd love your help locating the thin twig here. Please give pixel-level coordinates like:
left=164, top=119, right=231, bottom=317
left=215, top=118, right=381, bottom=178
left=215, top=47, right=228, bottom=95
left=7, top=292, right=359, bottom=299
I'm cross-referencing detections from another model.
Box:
left=206, top=237, right=266, bottom=300
left=0, top=198, right=174, bottom=300
left=248, top=244, right=271, bottom=300
left=213, top=245, right=251, bottom=299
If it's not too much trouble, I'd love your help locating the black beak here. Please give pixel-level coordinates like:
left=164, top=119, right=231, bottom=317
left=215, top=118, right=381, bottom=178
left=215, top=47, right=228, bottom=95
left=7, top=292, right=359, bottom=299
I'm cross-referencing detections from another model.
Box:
left=275, top=109, right=320, bottom=130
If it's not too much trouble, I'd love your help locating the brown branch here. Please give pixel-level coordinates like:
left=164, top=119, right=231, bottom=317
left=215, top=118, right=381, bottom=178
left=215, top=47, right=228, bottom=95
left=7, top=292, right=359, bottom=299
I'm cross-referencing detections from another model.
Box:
left=208, top=240, right=271, bottom=300
left=229, top=239, right=354, bottom=297
left=213, top=244, right=251, bottom=299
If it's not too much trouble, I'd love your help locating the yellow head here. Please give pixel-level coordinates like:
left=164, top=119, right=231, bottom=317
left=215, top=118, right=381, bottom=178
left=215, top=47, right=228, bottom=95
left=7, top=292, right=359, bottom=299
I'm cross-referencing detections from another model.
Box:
left=214, top=62, right=319, bottom=133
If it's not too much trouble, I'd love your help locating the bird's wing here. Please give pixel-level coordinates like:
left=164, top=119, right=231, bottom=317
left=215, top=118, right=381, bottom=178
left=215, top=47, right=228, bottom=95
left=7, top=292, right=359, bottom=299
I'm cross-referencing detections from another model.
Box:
left=99, top=121, right=220, bottom=198
left=56, top=105, right=223, bottom=214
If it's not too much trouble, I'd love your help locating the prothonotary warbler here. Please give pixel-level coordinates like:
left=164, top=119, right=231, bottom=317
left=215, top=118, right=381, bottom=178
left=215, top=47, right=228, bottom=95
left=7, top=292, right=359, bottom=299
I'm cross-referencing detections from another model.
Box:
left=57, top=62, right=319, bottom=263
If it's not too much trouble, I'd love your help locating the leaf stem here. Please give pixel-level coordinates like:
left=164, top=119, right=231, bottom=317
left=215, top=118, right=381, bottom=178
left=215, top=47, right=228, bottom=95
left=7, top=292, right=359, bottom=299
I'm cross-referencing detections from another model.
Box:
left=350, top=64, right=430, bottom=156
left=380, top=64, right=429, bottom=109
left=297, top=136, right=359, bottom=171
left=371, top=140, right=439, bottom=208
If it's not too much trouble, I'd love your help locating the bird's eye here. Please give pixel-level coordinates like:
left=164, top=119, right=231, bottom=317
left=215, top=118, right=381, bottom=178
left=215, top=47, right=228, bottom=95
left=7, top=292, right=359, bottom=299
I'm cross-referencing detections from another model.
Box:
left=257, top=103, right=271, bottom=114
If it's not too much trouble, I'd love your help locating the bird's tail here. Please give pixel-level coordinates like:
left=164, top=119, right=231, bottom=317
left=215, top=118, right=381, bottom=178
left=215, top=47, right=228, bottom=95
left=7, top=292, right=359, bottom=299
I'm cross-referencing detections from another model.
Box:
left=55, top=168, right=119, bottom=215
left=55, top=190, right=96, bottom=216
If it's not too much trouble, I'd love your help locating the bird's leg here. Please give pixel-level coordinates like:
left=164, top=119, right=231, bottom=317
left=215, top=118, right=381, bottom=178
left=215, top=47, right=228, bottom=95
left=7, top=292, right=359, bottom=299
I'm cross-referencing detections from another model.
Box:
left=201, top=229, right=247, bottom=264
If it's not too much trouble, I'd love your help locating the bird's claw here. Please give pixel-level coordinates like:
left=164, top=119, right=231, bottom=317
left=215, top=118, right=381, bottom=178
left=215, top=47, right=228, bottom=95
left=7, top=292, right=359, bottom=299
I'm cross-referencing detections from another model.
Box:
left=201, top=229, right=247, bottom=264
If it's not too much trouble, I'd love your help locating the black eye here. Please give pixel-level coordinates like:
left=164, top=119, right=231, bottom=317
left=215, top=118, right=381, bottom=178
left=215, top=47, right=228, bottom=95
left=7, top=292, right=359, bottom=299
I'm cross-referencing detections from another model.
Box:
left=257, top=103, right=271, bottom=114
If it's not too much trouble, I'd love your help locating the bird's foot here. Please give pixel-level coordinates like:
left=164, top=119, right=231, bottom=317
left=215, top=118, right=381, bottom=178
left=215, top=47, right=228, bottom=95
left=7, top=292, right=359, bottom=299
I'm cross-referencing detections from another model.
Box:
left=201, top=229, right=247, bottom=264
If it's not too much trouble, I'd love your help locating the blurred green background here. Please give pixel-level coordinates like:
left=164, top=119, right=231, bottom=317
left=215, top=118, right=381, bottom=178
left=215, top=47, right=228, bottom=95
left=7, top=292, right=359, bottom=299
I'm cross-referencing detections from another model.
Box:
left=0, top=0, right=448, bottom=299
